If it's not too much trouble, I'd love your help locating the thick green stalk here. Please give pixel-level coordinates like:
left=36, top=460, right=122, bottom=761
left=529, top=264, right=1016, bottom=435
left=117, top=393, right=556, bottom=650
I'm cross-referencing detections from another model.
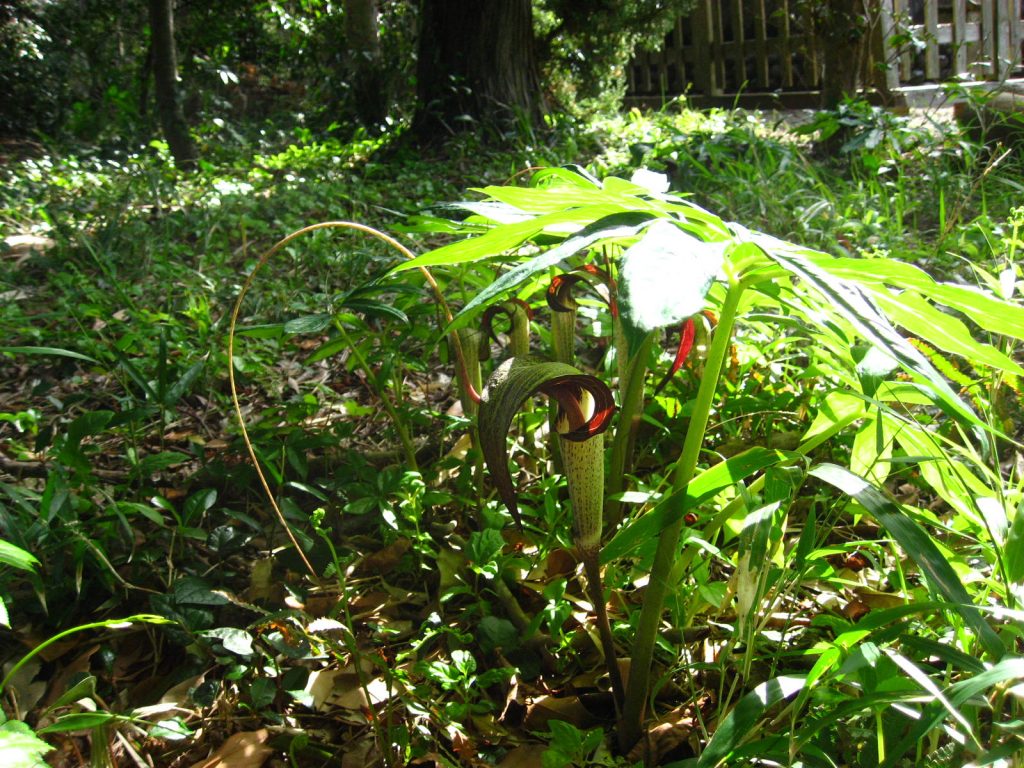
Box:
left=618, top=275, right=745, bottom=753
left=452, top=328, right=484, bottom=494
left=605, top=332, right=655, bottom=530
left=508, top=304, right=531, bottom=358
left=551, top=307, right=576, bottom=366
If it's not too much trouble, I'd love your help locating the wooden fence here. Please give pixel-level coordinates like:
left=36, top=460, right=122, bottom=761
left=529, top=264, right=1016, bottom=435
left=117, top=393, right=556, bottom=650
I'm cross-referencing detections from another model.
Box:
left=627, top=0, right=1024, bottom=103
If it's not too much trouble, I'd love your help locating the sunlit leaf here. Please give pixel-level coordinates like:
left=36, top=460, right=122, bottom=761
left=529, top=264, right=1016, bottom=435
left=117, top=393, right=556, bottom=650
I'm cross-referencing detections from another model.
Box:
left=618, top=220, right=724, bottom=351
left=447, top=211, right=658, bottom=333
left=809, top=463, right=1004, bottom=659
left=696, top=675, right=806, bottom=767
left=602, top=448, right=793, bottom=563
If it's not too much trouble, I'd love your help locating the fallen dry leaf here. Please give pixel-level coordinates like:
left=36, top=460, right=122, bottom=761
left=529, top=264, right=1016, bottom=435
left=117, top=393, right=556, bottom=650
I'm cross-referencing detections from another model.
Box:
left=189, top=729, right=274, bottom=768
left=498, top=744, right=548, bottom=767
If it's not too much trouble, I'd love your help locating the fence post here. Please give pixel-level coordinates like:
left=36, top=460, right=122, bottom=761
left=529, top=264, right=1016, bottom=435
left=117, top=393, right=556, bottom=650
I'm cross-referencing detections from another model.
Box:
left=692, top=0, right=719, bottom=95
left=871, top=0, right=901, bottom=93
left=952, top=0, right=969, bottom=76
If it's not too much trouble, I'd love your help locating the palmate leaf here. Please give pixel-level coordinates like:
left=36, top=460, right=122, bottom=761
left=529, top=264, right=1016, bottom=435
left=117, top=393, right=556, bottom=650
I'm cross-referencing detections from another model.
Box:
left=751, top=233, right=980, bottom=425
left=809, top=463, right=1004, bottom=660
left=447, top=211, right=659, bottom=333
left=820, top=255, right=1024, bottom=341
left=390, top=204, right=629, bottom=273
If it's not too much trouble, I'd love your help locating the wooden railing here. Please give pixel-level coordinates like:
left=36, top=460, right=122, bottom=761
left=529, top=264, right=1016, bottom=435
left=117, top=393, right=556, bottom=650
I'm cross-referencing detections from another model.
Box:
left=627, top=1, right=1024, bottom=103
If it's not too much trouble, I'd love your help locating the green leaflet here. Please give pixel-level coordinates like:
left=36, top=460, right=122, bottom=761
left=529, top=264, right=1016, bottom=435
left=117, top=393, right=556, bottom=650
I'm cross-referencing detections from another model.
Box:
left=809, top=463, right=1005, bottom=660
left=819, top=255, right=1024, bottom=341
left=389, top=204, right=627, bottom=273
left=753, top=234, right=980, bottom=426
left=696, top=675, right=806, bottom=768
left=881, top=655, right=1024, bottom=768
left=446, top=211, right=658, bottom=333
left=871, top=289, right=1024, bottom=376
left=601, top=447, right=793, bottom=564
left=0, top=346, right=99, bottom=364
left=0, top=540, right=39, bottom=572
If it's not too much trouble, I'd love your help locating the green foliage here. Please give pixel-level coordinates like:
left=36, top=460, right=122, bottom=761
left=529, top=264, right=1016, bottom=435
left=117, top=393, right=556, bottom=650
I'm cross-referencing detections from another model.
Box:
left=4, top=103, right=1024, bottom=766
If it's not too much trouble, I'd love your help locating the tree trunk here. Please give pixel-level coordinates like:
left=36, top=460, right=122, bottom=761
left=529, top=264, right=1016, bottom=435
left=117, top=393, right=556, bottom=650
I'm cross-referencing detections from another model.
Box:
left=148, top=0, right=197, bottom=169
left=411, top=0, right=544, bottom=140
left=817, top=0, right=867, bottom=110
left=344, top=0, right=388, bottom=128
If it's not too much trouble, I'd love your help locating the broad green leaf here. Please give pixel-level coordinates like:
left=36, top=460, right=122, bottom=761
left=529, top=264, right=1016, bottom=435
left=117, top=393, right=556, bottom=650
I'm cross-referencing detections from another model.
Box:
left=872, top=290, right=1024, bottom=375
left=0, top=540, right=39, bottom=572
left=801, top=390, right=868, bottom=445
left=447, top=211, right=658, bottom=333
left=343, top=298, right=409, bottom=324
left=602, top=448, right=792, bottom=563
left=303, top=335, right=348, bottom=364
left=850, top=414, right=896, bottom=486
left=696, top=675, right=806, bottom=767
left=820, top=256, right=1024, bottom=340
left=234, top=323, right=285, bottom=339
left=882, top=648, right=976, bottom=744
left=0, top=720, right=52, bottom=767
left=164, top=359, right=206, bottom=406
left=66, top=411, right=114, bottom=445
left=887, top=416, right=992, bottom=526
left=1005, top=502, right=1024, bottom=584
left=46, top=676, right=97, bottom=710
left=809, top=463, right=1004, bottom=659
left=618, top=220, right=724, bottom=351
left=0, top=346, right=99, bottom=364
left=283, top=314, right=332, bottom=334
left=754, top=235, right=979, bottom=425
left=200, top=627, right=255, bottom=656
left=391, top=205, right=624, bottom=273
left=172, top=576, right=229, bottom=606
left=883, top=656, right=1024, bottom=768
left=36, top=713, right=120, bottom=734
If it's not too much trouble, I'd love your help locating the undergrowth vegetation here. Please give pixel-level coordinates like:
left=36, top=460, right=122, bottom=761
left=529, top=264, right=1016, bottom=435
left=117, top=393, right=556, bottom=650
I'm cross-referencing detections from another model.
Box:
left=2, top=102, right=1024, bottom=767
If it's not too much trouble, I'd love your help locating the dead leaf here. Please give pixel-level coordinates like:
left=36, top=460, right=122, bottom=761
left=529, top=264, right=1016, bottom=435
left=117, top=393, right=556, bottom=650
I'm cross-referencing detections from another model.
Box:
left=523, top=694, right=596, bottom=731
left=498, top=745, right=548, bottom=767
left=355, top=538, right=411, bottom=575
left=189, top=729, right=274, bottom=768
left=626, top=699, right=706, bottom=764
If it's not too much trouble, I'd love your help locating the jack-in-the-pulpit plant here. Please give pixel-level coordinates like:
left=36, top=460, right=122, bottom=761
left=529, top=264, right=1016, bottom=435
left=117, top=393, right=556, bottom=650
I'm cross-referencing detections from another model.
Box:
left=392, top=165, right=1024, bottom=759
left=229, top=167, right=1024, bottom=764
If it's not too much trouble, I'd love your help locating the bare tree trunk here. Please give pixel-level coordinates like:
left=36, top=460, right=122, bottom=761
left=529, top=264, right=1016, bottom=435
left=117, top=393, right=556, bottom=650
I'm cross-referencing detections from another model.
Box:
left=344, top=0, right=388, bottom=128
left=818, top=0, right=868, bottom=109
left=148, top=0, right=196, bottom=169
left=411, top=0, right=544, bottom=140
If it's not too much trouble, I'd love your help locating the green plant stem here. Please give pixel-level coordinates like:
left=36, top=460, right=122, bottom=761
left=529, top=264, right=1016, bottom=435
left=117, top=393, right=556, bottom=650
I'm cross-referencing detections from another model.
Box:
left=0, top=614, right=171, bottom=697
left=334, top=321, right=419, bottom=472
left=605, top=332, right=654, bottom=530
left=618, top=276, right=745, bottom=753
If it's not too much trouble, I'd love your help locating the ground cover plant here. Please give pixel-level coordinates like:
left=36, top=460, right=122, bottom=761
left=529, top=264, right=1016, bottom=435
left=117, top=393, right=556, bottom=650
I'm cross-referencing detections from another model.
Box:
left=2, top=100, right=1024, bottom=767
